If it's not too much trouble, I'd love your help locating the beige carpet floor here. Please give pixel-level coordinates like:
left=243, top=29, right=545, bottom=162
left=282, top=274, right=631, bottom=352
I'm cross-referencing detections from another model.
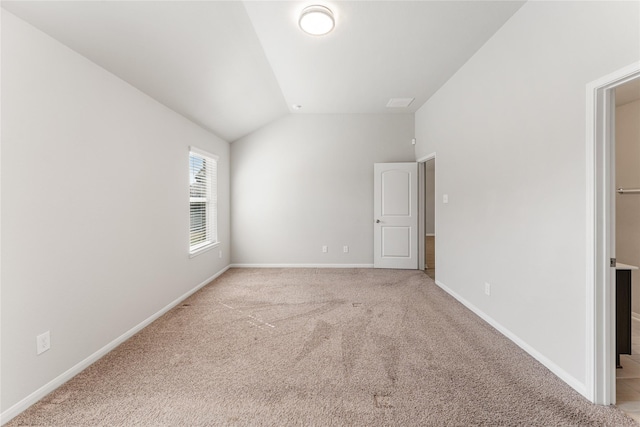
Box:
left=7, top=268, right=636, bottom=426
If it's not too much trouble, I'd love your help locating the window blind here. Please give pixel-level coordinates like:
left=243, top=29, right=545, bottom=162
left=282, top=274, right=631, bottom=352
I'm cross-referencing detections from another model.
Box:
left=189, top=147, right=218, bottom=254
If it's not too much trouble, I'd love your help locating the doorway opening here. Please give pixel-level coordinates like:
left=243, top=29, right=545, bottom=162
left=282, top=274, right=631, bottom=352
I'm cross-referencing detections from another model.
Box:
left=612, top=77, right=640, bottom=419
left=587, top=62, right=640, bottom=407
left=417, top=153, right=436, bottom=279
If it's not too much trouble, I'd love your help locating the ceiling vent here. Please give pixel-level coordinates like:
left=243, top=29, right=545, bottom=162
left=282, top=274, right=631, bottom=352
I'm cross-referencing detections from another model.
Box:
left=386, top=98, right=414, bottom=108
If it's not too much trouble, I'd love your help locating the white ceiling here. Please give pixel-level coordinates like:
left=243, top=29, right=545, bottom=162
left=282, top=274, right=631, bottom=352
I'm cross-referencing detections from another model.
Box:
left=244, top=1, right=524, bottom=115
left=2, top=1, right=526, bottom=142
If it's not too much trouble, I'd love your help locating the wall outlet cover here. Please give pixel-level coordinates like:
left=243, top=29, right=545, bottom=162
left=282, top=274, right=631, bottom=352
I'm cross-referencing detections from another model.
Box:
left=36, top=331, right=50, bottom=355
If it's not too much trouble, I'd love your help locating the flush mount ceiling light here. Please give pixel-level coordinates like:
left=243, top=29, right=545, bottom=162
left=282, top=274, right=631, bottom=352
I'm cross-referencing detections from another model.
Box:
left=299, top=5, right=335, bottom=36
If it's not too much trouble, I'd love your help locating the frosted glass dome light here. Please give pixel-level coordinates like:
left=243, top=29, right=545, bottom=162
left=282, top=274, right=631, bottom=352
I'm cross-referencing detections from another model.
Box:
left=299, top=5, right=335, bottom=36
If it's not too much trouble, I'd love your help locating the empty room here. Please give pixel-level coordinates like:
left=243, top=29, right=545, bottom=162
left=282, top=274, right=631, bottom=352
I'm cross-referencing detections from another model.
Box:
left=2, top=1, right=640, bottom=425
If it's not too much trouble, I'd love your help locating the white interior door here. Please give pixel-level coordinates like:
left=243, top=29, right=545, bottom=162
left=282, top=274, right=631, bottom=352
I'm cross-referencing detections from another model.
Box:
left=374, top=162, right=418, bottom=269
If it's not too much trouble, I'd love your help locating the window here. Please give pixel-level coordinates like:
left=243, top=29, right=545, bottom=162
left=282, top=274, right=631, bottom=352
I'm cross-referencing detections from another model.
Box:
left=189, top=147, right=218, bottom=256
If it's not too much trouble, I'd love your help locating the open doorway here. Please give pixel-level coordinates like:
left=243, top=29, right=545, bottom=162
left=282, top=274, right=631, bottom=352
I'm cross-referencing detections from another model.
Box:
left=424, top=159, right=436, bottom=280
left=417, top=154, right=436, bottom=279
left=613, top=78, right=640, bottom=419
left=587, top=62, right=640, bottom=407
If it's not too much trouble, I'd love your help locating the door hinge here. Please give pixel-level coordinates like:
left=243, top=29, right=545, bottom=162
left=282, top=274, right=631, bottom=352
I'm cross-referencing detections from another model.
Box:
left=611, top=258, right=617, bottom=267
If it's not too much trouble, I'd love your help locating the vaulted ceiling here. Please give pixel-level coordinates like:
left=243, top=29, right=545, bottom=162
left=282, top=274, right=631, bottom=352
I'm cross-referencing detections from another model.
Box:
left=2, top=1, right=526, bottom=142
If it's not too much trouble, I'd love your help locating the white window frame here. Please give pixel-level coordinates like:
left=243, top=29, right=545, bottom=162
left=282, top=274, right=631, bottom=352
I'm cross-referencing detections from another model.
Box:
left=189, top=146, right=219, bottom=257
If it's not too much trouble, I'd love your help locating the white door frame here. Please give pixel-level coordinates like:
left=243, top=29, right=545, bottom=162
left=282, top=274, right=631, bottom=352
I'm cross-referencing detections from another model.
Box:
left=587, top=62, right=640, bottom=405
left=417, top=153, right=436, bottom=272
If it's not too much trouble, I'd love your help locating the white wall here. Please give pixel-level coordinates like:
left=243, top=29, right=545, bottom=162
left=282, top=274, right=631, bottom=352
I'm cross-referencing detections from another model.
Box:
left=1, top=11, right=230, bottom=416
left=414, top=1, right=639, bottom=397
left=616, top=99, right=640, bottom=314
left=231, top=114, right=415, bottom=266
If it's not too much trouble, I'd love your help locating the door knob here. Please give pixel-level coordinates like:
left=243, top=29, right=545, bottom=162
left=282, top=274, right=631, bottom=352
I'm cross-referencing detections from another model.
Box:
left=376, top=219, right=381, bottom=223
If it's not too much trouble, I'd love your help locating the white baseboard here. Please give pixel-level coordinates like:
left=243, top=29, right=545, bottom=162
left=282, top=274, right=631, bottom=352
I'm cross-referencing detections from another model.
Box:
left=0, top=265, right=230, bottom=426
left=633, top=312, right=640, bottom=323
left=229, top=263, right=374, bottom=269
left=434, top=279, right=588, bottom=399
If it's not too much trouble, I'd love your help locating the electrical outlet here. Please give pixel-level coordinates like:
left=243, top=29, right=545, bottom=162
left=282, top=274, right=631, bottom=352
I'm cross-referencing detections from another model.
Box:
left=343, top=246, right=349, bottom=253
left=484, top=282, right=491, bottom=296
left=218, top=250, right=222, bottom=259
left=322, top=246, right=328, bottom=253
left=36, top=331, right=50, bottom=355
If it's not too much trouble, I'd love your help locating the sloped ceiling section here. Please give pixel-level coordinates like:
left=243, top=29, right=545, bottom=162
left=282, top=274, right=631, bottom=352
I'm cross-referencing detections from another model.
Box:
left=244, top=1, right=525, bottom=114
left=2, top=1, right=526, bottom=141
left=2, top=1, right=289, bottom=142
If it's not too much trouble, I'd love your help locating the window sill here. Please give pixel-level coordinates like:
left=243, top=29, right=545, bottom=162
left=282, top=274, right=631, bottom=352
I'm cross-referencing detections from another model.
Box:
left=189, top=241, right=220, bottom=258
